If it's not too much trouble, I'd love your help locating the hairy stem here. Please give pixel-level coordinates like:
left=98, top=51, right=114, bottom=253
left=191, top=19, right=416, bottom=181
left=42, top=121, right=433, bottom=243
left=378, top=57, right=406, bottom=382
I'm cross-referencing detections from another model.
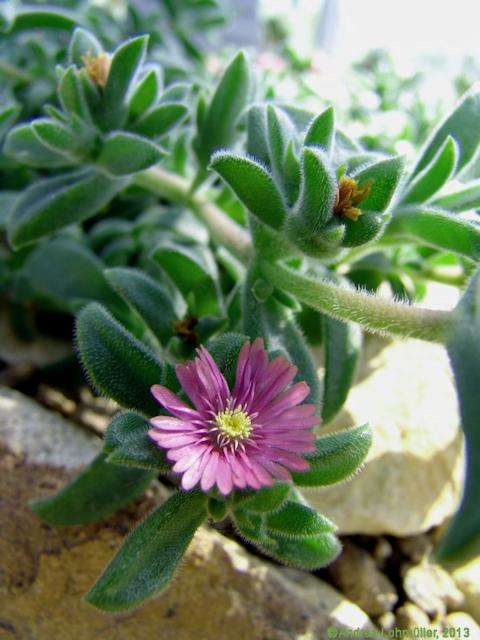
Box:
left=134, top=167, right=252, bottom=262
left=262, top=261, right=454, bottom=343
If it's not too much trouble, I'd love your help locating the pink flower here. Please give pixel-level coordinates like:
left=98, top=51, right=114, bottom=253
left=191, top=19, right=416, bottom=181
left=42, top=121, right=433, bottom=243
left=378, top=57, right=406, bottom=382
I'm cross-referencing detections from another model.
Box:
left=149, top=338, right=318, bottom=495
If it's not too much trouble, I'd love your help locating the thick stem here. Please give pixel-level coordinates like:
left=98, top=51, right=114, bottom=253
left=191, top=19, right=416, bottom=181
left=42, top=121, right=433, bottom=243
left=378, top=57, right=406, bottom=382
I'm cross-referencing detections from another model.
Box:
left=134, top=167, right=252, bottom=262
left=262, top=261, right=453, bottom=343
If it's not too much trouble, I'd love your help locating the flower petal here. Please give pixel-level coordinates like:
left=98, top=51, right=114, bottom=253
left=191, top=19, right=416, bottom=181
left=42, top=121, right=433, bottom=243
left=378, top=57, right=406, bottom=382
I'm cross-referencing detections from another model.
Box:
left=149, top=431, right=199, bottom=448
left=256, top=382, right=310, bottom=422
left=151, top=384, right=202, bottom=421
left=172, top=444, right=209, bottom=473
left=150, top=416, right=196, bottom=432
left=200, top=449, right=220, bottom=492
left=216, top=456, right=233, bottom=495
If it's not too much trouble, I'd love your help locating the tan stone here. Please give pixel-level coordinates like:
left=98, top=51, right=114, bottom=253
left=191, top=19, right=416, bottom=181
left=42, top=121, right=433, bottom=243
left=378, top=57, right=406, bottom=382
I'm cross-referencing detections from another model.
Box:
left=0, top=388, right=375, bottom=640
left=329, top=541, right=398, bottom=616
left=445, top=612, right=480, bottom=640
left=452, top=558, right=480, bottom=622
left=402, top=561, right=465, bottom=618
left=395, top=602, right=430, bottom=629
left=304, top=338, right=465, bottom=536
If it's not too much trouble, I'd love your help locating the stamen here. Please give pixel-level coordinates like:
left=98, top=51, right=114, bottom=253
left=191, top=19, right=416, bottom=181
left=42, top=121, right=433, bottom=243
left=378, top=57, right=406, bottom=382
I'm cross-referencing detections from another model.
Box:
left=214, top=403, right=252, bottom=446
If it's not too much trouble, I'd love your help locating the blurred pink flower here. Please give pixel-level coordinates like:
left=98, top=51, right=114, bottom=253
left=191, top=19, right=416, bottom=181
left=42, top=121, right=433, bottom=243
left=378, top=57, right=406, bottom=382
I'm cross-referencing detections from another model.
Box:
left=149, top=338, right=318, bottom=495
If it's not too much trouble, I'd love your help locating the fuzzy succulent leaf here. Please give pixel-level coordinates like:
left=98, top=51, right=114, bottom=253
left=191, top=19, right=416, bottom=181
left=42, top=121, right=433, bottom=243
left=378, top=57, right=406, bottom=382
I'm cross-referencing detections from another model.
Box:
left=31, top=452, right=154, bottom=525
left=151, top=239, right=222, bottom=316
left=322, top=313, right=362, bottom=423
left=433, top=180, right=480, bottom=212
left=401, top=136, right=458, bottom=205
left=7, top=169, right=126, bottom=249
left=210, top=152, right=286, bottom=230
left=104, top=411, right=171, bottom=472
left=387, top=207, right=480, bottom=260
left=76, top=302, right=165, bottom=416
left=341, top=211, right=386, bottom=248
left=304, top=106, right=335, bottom=154
left=437, top=269, right=480, bottom=564
left=32, top=118, right=80, bottom=157
left=105, top=267, right=185, bottom=345
left=292, top=425, right=372, bottom=487
left=4, top=123, right=72, bottom=168
left=295, top=146, right=336, bottom=230
left=352, top=155, right=404, bottom=213
left=194, top=51, right=250, bottom=167
left=246, top=105, right=270, bottom=165
left=265, top=501, right=336, bottom=537
left=233, top=483, right=291, bottom=514
left=411, top=84, right=480, bottom=178
left=84, top=490, right=208, bottom=612
left=260, top=531, right=341, bottom=568
left=243, top=265, right=321, bottom=406
left=131, top=103, right=188, bottom=139
left=207, top=332, right=249, bottom=388
left=69, top=27, right=103, bottom=66
left=102, top=35, right=149, bottom=129
left=98, top=132, right=165, bottom=176
left=128, top=69, right=160, bottom=119
left=24, top=237, right=123, bottom=313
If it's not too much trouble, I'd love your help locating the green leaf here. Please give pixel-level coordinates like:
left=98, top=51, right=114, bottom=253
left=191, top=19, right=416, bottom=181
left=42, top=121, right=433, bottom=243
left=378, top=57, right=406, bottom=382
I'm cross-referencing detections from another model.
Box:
left=266, top=501, right=336, bottom=537
left=31, top=452, right=153, bottom=525
left=76, top=302, right=165, bottom=416
left=0, top=103, right=20, bottom=139
left=246, top=104, right=270, bottom=165
left=103, top=35, right=149, bottom=129
left=210, top=152, right=286, bottom=230
left=58, top=66, right=91, bottom=122
left=151, top=240, right=222, bottom=316
left=412, top=84, right=480, bottom=178
left=304, top=106, right=335, bottom=153
left=98, top=132, right=164, bottom=176
left=243, top=264, right=321, bottom=405
left=233, top=510, right=265, bottom=543
left=128, top=69, right=160, bottom=120
left=85, top=490, right=208, bottom=612
left=104, top=411, right=171, bottom=472
left=105, top=267, right=185, bottom=345
left=24, top=237, right=122, bottom=313
left=132, top=103, right=188, bottom=139
left=387, top=207, right=480, bottom=260
left=4, top=123, right=71, bottom=168
left=322, top=314, right=362, bottom=423
left=195, top=51, right=251, bottom=166
left=32, top=118, right=80, bottom=156
left=291, top=424, right=372, bottom=487
left=401, top=136, right=458, bottom=204
left=433, top=180, right=480, bottom=212
left=260, top=530, right=341, bottom=569
left=283, top=140, right=301, bottom=206
left=207, top=332, right=249, bottom=388
left=294, top=146, right=336, bottom=230
left=352, top=155, right=404, bottom=213
left=0, top=191, right=17, bottom=229
left=233, top=483, right=291, bottom=514
left=266, top=105, right=295, bottom=193
left=7, top=5, right=79, bottom=33
left=437, top=269, right=480, bottom=564
left=7, top=168, right=126, bottom=249
left=68, top=27, right=103, bottom=66
left=341, top=211, right=386, bottom=248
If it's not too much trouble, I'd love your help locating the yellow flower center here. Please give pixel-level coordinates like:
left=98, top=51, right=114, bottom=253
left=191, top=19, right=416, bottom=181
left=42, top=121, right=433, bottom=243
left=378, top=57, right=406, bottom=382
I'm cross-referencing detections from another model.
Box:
left=334, top=176, right=373, bottom=222
left=215, top=406, right=252, bottom=444
left=81, top=50, right=111, bottom=88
